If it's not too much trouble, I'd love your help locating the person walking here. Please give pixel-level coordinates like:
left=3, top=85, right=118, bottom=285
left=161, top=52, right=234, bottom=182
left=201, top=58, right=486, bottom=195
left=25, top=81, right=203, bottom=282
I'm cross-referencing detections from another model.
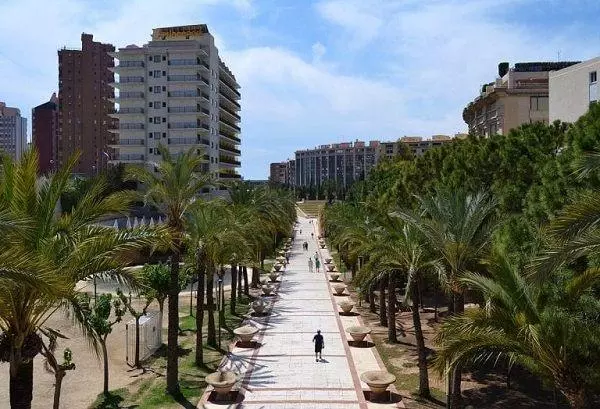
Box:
left=308, top=258, right=313, bottom=272
left=315, top=256, right=321, bottom=273
left=313, top=330, right=324, bottom=361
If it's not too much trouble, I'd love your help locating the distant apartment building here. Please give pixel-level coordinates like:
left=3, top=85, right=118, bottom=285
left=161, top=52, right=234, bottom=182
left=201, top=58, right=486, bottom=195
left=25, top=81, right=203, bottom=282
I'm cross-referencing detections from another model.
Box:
left=549, top=57, right=600, bottom=123
left=295, top=141, right=380, bottom=187
left=377, top=135, right=453, bottom=160
left=110, top=24, right=241, bottom=182
left=463, top=61, right=580, bottom=137
left=0, top=101, right=27, bottom=160
left=32, top=93, right=59, bottom=174
left=269, top=161, right=288, bottom=184
left=269, top=160, right=296, bottom=186
left=58, top=33, right=116, bottom=175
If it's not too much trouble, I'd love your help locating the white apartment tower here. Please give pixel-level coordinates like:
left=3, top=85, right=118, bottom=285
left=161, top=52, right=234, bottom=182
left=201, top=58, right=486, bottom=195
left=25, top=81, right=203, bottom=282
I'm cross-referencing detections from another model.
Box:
left=0, top=101, right=27, bottom=161
left=109, top=25, right=241, bottom=181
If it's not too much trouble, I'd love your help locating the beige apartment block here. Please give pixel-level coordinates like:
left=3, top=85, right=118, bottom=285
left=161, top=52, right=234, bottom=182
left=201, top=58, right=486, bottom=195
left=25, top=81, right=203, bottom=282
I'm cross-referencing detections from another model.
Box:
left=463, top=62, right=580, bottom=137
left=109, top=24, right=241, bottom=182
left=549, top=57, right=600, bottom=123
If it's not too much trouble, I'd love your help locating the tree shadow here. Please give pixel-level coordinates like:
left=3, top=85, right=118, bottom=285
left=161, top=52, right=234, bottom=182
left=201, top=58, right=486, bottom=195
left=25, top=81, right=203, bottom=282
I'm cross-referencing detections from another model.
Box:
left=94, top=392, right=138, bottom=409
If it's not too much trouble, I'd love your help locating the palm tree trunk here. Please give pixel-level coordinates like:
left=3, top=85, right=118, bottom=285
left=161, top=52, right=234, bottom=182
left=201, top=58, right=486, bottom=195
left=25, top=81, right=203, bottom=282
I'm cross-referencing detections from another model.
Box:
left=369, top=282, right=376, bottom=313
left=379, top=277, right=387, bottom=327
left=560, top=385, right=589, bottom=409
left=230, top=264, right=237, bottom=315
left=166, top=250, right=181, bottom=395
left=101, top=338, right=109, bottom=395
left=134, top=316, right=141, bottom=368
left=411, top=280, right=430, bottom=398
left=53, top=370, right=66, bottom=409
left=387, top=273, right=397, bottom=343
left=195, top=261, right=205, bottom=366
left=10, top=356, right=34, bottom=409
left=237, top=265, right=243, bottom=298
left=449, top=291, right=465, bottom=409
left=206, top=267, right=216, bottom=347
left=433, top=281, right=439, bottom=322
left=242, top=266, right=249, bottom=295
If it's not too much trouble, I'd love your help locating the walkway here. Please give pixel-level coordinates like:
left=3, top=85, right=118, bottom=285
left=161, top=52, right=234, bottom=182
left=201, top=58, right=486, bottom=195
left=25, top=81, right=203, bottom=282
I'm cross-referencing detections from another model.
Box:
left=200, top=216, right=402, bottom=408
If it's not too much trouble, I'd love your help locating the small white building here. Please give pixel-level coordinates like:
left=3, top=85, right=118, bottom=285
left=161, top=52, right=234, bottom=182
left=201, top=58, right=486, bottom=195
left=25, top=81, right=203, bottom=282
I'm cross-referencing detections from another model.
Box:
left=0, top=102, right=27, bottom=161
left=549, top=57, right=600, bottom=123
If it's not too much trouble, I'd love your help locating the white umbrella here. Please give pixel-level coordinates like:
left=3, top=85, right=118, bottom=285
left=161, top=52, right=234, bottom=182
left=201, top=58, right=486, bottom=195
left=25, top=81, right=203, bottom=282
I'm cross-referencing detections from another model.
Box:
left=141, top=216, right=146, bottom=226
left=126, top=217, right=132, bottom=229
left=112, top=219, right=119, bottom=230
left=149, top=217, right=155, bottom=228
left=133, top=217, right=139, bottom=228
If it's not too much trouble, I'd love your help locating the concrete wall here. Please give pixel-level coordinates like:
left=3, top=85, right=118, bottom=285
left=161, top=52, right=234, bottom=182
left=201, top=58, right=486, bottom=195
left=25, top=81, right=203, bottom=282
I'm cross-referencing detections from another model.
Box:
left=549, top=57, right=600, bottom=123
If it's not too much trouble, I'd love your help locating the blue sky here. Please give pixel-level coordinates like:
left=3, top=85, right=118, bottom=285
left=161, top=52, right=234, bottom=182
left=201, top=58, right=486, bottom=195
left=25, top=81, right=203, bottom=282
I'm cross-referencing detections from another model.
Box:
left=1, top=0, right=599, bottom=179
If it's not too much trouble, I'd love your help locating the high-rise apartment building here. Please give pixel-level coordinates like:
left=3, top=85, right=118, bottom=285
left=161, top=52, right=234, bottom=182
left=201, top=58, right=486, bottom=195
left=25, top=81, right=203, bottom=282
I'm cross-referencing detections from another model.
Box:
left=295, top=141, right=379, bottom=187
left=58, top=33, right=116, bottom=176
left=32, top=93, right=59, bottom=174
left=0, top=101, right=27, bottom=161
left=463, top=62, right=579, bottom=137
left=549, top=57, right=600, bottom=123
left=377, top=135, right=453, bottom=161
left=269, top=162, right=288, bottom=185
left=110, top=24, right=241, bottom=181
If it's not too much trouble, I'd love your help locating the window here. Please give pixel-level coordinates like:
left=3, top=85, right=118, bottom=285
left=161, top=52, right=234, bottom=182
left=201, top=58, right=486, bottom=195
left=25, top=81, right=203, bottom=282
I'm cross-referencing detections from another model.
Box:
left=154, top=87, right=161, bottom=94
left=162, top=102, right=167, bottom=107
left=149, top=118, right=153, bottom=123
left=148, top=86, right=153, bottom=91
left=148, top=102, right=153, bottom=107
left=154, top=116, right=161, bottom=123
left=153, top=132, right=161, bottom=138
left=162, top=132, right=167, bottom=138
left=162, top=86, right=166, bottom=91
left=149, top=71, right=153, bottom=77
left=162, top=71, right=166, bottom=76
left=149, top=148, right=154, bottom=154
left=154, top=101, right=161, bottom=108
left=530, top=96, right=548, bottom=111
left=153, top=70, right=161, bottom=77
left=162, top=117, right=166, bottom=123
left=149, top=133, right=153, bottom=139
left=162, top=56, right=166, bottom=61
left=153, top=55, right=161, bottom=62
left=591, top=71, right=597, bottom=84
left=148, top=56, right=153, bottom=61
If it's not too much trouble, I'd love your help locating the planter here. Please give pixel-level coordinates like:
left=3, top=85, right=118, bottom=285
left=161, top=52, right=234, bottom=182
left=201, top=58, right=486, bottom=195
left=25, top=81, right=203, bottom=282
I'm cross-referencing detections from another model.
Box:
left=251, top=300, right=268, bottom=314
left=347, top=325, right=371, bottom=342
left=206, top=371, right=237, bottom=399
left=333, top=284, right=346, bottom=295
left=269, top=273, right=279, bottom=283
left=338, top=301, right=355, bottom=313
left=327, top=264, right=336, bottom=272
left=262, top=285, right=274, bottom=296
left=361, top=370, right=396, bottom=400
left=273, top=264, right=282, bottom=272
left=325, top=258, right=333, bottom=264
left=329, top=273, right=340, bottom=281
left=233, top=325, right=259, bottom=343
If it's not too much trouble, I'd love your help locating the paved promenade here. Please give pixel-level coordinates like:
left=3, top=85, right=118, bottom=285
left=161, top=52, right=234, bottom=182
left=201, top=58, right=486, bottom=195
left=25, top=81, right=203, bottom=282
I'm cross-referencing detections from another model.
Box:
left=200, top=216, right=402, bottom=408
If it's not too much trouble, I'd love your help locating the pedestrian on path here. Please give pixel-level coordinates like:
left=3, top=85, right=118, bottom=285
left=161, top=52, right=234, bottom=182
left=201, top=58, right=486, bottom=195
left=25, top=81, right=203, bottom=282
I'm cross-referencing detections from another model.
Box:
left=313, top=330, right=324, bottom=361
left=285, top=251, right=290, bottom=263
left=315, top=257, right=321, bottom=273
left=311, top=232, right=314, bottom=239
left=308, top=258, right=313, bottom=272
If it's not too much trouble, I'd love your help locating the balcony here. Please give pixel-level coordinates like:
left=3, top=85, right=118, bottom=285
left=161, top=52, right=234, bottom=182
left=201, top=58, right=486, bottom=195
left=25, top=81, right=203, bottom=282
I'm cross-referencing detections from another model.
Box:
left=220, top=105, right=240, bottom=121
left=219, top=93, right=240, bottom=110
left=117, top=107, right=144, bottom=114
left=219, top=156, right=241, bottom=166
left=120, top=123, right=145, bottom=130
left=219, top=78, right=241, bottom=98
left=168, top=137, right=198, bottom=146
left=219, top=171, right=241, bottom=179
left=168, top=74, right=205, bottom=83
left=115, top=92, right=144, bottom=100
left=168, top=122, right=209, bottom=130
left=114, top=154, right=145, bottom=162
left=220, top=133, right=241, bottom=144
left=219, top=143, right=241, bottom=155
left=168, top=90, right=199, bottom=98
left=169, top=59, right=198, bottom=66
left=117, top=61, right=144, bottom=68
left=219, top=119, right=241, bottom=133
left=120, top=76, right=144, bottom=83
left=118, top=138, right=145, bottom=146
left=168, top=106, right=210, bottom=115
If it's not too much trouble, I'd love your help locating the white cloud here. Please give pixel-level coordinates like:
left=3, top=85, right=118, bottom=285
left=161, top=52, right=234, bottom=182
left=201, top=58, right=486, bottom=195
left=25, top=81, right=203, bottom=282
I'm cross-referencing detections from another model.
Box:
left=311, top=42, right=326, bottom=63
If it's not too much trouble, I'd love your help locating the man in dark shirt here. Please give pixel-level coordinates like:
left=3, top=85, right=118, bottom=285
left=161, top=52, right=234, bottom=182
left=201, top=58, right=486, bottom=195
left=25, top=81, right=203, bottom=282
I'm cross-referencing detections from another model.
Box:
left=313, top=329, right=324, bottom=361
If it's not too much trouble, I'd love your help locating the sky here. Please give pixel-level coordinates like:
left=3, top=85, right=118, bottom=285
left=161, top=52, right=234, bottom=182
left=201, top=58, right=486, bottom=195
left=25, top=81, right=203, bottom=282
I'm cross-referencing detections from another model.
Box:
left=1, top=0, right=599, bottom=179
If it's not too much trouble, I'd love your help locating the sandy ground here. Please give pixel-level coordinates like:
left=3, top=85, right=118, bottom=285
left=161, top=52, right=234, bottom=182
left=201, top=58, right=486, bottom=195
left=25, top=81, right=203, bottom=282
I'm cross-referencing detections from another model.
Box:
left=0, top=268, right=241, bottom=409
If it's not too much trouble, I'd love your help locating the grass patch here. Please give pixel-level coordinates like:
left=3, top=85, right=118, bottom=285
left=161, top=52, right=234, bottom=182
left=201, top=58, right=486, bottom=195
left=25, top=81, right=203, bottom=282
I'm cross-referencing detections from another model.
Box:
left=90, top=295, right=252, bottom=408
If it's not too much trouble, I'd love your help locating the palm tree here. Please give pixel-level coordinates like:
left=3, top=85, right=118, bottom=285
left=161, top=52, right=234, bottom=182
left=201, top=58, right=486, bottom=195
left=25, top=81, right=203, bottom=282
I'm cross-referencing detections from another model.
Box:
left=0, top=150, right=163, bottom=409
left=361, top=216, right=443, bottom=398
left=124, top=145, right=211, bottom=395
left=395, top=188, right=496, bottom=409
left=186, top=199, right=245, bottom=363
left=434, top=252, right=600, bottom=409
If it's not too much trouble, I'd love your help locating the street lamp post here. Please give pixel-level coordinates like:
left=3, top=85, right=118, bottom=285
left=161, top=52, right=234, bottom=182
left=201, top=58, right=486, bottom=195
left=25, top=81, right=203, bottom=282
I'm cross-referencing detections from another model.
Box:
left=217, top=276, right=223, bottom=349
